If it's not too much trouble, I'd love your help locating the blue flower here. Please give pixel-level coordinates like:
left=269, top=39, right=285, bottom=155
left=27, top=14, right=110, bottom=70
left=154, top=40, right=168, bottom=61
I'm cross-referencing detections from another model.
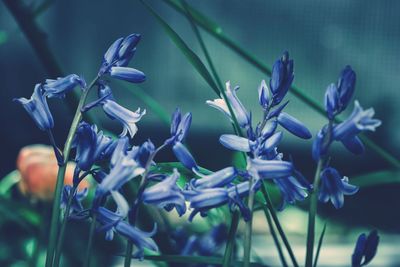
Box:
left=110, top=66, right=146, bottom=83
left=99, top=33, right=141, bottom=75
left=61, top=185, right=88, bottom=215
left=142, top=169, right=186, bottom=216
left=206, top=81, right=250, bottom=128
left=318, top=167, right=359, bottom=209
left=337, top=65, right=356, bottom=113
left=95, top=206, right=158, bottom=260
left=324, top=83, right=339, bottom=120
left=352, top=230, right=379, bottom=267
left=73, top=122, right=117, bottom=171
left=270, top=51, right=294, bottom=105
left=190, top=167, right=237, bottom=189
left=167, top=108, right=192, bottom=144
left=312, top=125, right=331, bottom=161
left=172, top=142, right=198, bottom=171
left=14, top=84, right=54, bottom=131
left=98, top=85, right=146, bottom=138
left=43, top=74, right=86, bottom=98
left=273, top=175, right=311, bottom=210
left=247, top=158, right=293, bottom=181
left=277, top=112, right=312, bottom=139
left=96, top=137, right=145, bottom=197
left=136, top=140, right=155, bottom=167
left=219, top=134, right=251, bottom=152
left=333, top=101, right=381, bottom=141
left=258, top=79, right=271, bottom=109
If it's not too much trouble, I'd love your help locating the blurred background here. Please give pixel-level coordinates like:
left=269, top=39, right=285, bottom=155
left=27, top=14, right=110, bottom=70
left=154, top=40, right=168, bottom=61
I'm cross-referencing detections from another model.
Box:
left=0, top=0, right=399, bottom=266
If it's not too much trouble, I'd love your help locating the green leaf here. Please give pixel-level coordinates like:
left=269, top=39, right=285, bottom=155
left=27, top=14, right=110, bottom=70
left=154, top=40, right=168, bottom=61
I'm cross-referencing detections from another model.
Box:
left=351, top=170, right=400, bottom=187
left=0, top=170, right=21, bottom=196
left=313, top=222, right=327, bottom=267
left=140, top=0, right=220, bottom=96
left=0, top=30, right=8, bottom=45
left=163, top=0, right=400, bottom=169
left=0, top=196, right=41, bottom=231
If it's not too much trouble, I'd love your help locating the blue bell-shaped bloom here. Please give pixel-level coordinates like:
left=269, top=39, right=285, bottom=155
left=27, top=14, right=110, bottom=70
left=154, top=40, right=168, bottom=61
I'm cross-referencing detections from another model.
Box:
left=247, top=158, right=293, bottom=180
left=277, top=112, right=312, bottom=139
left=324, top=83, right=339, bottom=120
left=337, top=65, right=356, bottom=112
left=14, top=84, right=54, bottom=131
left=352, top=230, right=379, bottom=267
left=190, top=167, right=237, bottom=189
left=318, top=167, right=359, bottom=209
left=206, top=81, right=250, bottom=128
left=172, top=142, right=198, bottom=171
left=61, top=185, right=88, bottom=215
left=273, top=176, right=310, bottom=210
left=142, top=169, right=186, bottom=216
left=110, top=66, right=146, bottom=83
left=43, top=74, right=86, bottom=98
left=258, top=79, right=271, bottom=109
left=219, top=134, right=251, bottom=152
left=270, top=51, right=294, bottom=105
left=167, top=108, right=192, bottom=144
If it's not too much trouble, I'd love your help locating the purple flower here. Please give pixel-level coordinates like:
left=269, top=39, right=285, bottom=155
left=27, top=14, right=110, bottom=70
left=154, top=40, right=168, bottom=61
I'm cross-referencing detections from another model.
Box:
left=277, top=112, right=312, bottom=139
left=172, top=142, right=198, bottom=171
left=110, top=66, right=146, bottom=83
left=190, top=167, right=237, bottom=189
left=270, top=51, right=294, bottom=105
left=14, top=84, right=54, bottom=131
left=352, top=230, right=379, bottom=267
left=219, top=134, right=251, bottom=152
left=333, top=101, right=381, bottom=141
left=61, top=185, right=88, bottom=215
left=167, top=108, right=192, bottom=144
left=142, top=169, right=186, bottom=216
left=247, top=158, right=293, bottom=180
left=318, top=167, right=358, bottom=209
left=258, top=79, right=271, bottom=109
left=206, top=81, right=250, bottom=128
left=273, top=175, right=311, bottom=210
left=43, top=74, right=86, bottom=98
left=324, top=83, right=339, bottom=120
left=337, top=65, right=356, bottom=113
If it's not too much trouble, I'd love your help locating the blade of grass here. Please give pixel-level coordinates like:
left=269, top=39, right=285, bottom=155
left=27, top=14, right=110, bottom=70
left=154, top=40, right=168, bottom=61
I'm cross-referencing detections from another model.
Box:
left=313, top=222, right=327, bottom=267
left=351, top=170, right=400, bottom=187
left=163, top=0, right=400, bottom=169
left=222, top=210, right=240, bottom=267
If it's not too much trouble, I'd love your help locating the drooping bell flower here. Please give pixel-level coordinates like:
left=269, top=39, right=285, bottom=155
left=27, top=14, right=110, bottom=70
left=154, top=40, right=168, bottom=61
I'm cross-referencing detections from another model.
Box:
left=277, top=112, right=312, bottom=139
left=206, top=81, right=250, bottom=128
left=190, top=166, right=237, bottom=189
left=247, top=158, right=293, bottom=181
left=258, top=79, right=271, bottom=110
left=352, top=230, right=379, bottom=267
left=270, top=51, right=294, bottom=105
left=43, top=74, right=86, bottom=98
left=318, top=167, right=359, bottom=209
left=219, top=134, right=252, bottom=152
left=14, top=84, right=54, bottom=131
left=61, top=185, right=88, bottom=215
left=337, top=65, right=356, bottom=113
left=172, top=142, right=198, bottom=171
left=166, top=108, right=192, bottom=144
left=324, top=83, right=339, bottom=120
left=142, top=169, right=186, bottom=216
left=273, top=175, right=310, bottom=210
left=110, top=66, right=146, bottom=83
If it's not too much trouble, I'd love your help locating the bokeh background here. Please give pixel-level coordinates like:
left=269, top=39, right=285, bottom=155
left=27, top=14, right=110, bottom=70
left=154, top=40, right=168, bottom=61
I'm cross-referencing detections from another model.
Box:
left=0, top=0, right=399, bottom=266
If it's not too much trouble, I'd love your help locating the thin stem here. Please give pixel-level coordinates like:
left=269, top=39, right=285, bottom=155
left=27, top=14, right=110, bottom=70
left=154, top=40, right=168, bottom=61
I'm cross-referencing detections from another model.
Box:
left=305, top=160, right=323, bottom=267
left=313, top=222, right=327, bottom=267
left=243, top=181, right=255, bottom=267
left=261, top=182, right=299, bottom=267
left=222, top=210, right=240, bottom=267
left=45, top=76, right=99, bottom=267
left=262, top=205, right=288, bottom=267
left=53, top=186, right=77, bottom=267
left=84, top=213, right=97, bottom=267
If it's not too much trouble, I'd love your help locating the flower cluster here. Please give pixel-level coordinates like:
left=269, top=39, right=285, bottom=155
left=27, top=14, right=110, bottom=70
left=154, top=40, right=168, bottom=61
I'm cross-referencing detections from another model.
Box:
left=313, top=66, right=381, bottom=209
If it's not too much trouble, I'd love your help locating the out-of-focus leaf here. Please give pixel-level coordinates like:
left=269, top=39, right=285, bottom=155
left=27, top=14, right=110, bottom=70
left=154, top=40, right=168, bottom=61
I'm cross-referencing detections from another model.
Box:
left=0, top=30, right=8, bottom=45
left=351, top=170, right=400, bottom=187
left=0, top=196, right=41, bottom=231
left=313, top=222, right=327, bottom=267
left=0, top=170, right=21, bottom=196
left=139, top=0, right=220, bottom=96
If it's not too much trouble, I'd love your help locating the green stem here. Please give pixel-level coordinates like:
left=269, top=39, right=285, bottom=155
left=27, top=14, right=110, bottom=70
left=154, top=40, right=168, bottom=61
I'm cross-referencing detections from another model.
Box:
left=84, top=213, right=97, bottom=267
left=45, top=77, right=99, bottom=267
left=313, top=222, right=327, bottom=267
left=53, top=186, right=77, bottom=267
left=305, top=160, right=323, bottom=267
left=222, top=210, right=240, bottom=267
left=243, top=181, right=255, bottom=267
left=261, top=182, right=299, bottom=267
left=262, top=206, right=288, bottom=267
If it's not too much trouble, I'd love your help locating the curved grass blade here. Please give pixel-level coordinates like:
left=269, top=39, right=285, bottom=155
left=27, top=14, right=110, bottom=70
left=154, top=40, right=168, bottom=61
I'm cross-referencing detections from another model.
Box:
left=0, top=170, right=21, bottom=196
left=163, top=0, right=400, bottom=169
left=222, top=210, right=240, bottom=267
left=351, top=170, right=400, bottom=187
left=313, top=222, right=327, bottom=267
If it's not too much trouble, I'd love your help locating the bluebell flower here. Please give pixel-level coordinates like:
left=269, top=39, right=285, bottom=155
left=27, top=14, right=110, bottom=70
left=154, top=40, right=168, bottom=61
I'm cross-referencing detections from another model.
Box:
left=196, top=224, right=228, bottom=256
left=43, top=74, right=86, bottom=98
left=312, top=125, right=330, bottom=161
left=318, top=167, right=359, bottom=209
left=95, top=206, right=158, bottom=260
left=190, top=167, right=237, bottom=189
left=270, top=51, right=294, bottom=105
left=73, top=122, right=116, bottom=171
left=277, top=112, right=312, bottom=139
left=96, top=137, right=145, bottom=197
left=341, top=135, right=365, bottom=155
left=219, top=134, right=252, bottom=152
left=99, top=33, right=141, bottom=75
left=260, top=131, right=283, bottom=155
left=206, top=81, right=250, bottom=128
left=142, top=169, right=186, bottom=216
left=273, top=175, right=310, bottom=210
left=172, top=142, right=198, bottom=171
left=337, top=65, right=356, bottom=113
left=136, top=140, right=155, bottom=167
left=324, top=83, right=339, bottom=120
left=258, top=79, right=271, bottom=109
left=167, top=108, right=192, bottom=144
left=333, top=100, right=381, bottom=141
left=259, top=120, right=278, bottom=140
left=61, top=185, right=88, bottom=215
left=97, top=85, right=146, bottom=138
left=352, top=230, right=379, bottom=267
left=14, top=84, right=54, bottom=131
left=247, top=158, right=293, bottom=181
left=110, top=66, right=146, bottom=83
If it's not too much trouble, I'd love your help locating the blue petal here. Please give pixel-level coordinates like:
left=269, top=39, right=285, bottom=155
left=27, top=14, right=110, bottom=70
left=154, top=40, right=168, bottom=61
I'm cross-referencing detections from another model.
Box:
left=219, top=134, right=251, bottom=152
left=258, top=79, right=270, bottom=109
left=110, top=66, right=146, bottom=83
left=352, top=233, right=367, bottom=267
left=172, top=142, right=198, bottom=171
left=262, top=131, right=283, bottom=153
left=337, top=65, right=356, bottom=112
left=277, top=112, right=312, bottom=139
left=341, top=135, right=365, bottom=155
left=118, top=34, right=141, bottom=61
left=43, top=74, right=86, bottom=98
left=192, top=167, right=237, bottom=189
left=364, top=230, right=379, bottom=265
left=248, top=158, right=293, bottom=179
left=324, top=83, right=338, bottom=119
